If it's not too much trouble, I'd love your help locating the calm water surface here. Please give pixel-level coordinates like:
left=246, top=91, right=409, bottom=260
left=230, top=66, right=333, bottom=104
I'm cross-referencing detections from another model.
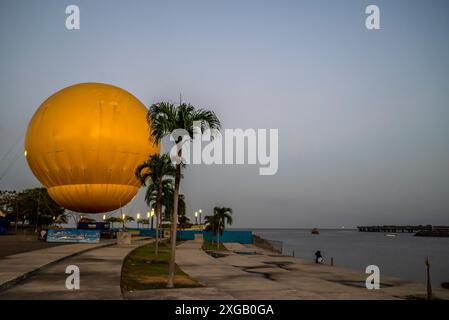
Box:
left=252, top=229, right=449, bottom=286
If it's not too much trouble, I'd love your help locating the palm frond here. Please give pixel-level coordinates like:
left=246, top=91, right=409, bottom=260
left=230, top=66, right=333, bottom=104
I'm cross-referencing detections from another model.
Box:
left=147, top=102, right=178, bottom=145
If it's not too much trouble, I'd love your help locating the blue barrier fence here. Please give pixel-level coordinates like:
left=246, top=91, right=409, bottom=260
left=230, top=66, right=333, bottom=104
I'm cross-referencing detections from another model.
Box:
left=122, top=228, right=253, bottom=244
left=203, top=230, right=253, bottom=244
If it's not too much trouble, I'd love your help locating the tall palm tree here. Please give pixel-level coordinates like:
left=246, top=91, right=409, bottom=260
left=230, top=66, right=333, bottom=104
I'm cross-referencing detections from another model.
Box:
left=204, top=214, right=219, bottom=245
left=148, top=102, right=221, bottom=288
left=139, top=179, right=185, bottom=217
left=205, top=207, right=233, bottom=249
left=135, top=153, right=175, bottom=255
left=144, top=180, right=170, bottom=254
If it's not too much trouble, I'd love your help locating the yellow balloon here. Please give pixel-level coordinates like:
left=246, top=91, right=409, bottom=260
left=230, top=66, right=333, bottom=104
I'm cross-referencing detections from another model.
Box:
left=24, top=83, right=159, bottom=213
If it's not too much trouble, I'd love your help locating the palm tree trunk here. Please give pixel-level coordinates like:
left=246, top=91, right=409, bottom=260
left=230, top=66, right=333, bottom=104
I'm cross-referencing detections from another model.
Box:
left=155, top=211, right=160, bottom=255
left=34, top=197, right=40, bottom=233
left=14, top=199, right=19, bottom=234
left=217, top=232, right=220, bottom=249
left=167, top=154, right=181, bottom=288
left=154, top=207, right=159, bottom=256
left=155, top=181, right=164, bottom=256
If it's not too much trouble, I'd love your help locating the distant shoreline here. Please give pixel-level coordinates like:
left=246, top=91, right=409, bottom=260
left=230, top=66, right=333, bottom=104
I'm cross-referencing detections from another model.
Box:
left=230, top=228, right=358, bottom=231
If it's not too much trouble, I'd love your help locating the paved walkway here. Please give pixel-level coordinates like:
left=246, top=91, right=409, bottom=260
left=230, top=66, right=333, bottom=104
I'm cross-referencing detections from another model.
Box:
left=0, top=238, right=152, bottom=299
left=175, top=240, right=310, bottom=299
left=2, top=238, right=447, bottom=300
left=173, top=240, right=449, bottom=300
left=0, top=240, right=115, bottom=291
left=0, top=235, right=65, bottom=259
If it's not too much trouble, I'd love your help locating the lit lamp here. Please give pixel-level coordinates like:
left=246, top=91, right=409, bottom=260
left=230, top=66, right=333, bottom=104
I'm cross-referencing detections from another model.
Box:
left=150, top=209, right=155, bottom=230
left=199, top=209, right=202, bottom=225
left=121, top=213, right=126, bottom=230
left=194, top=211, right=198, bottom=225
left=102, top=214, right=106, bottom=221
left=137, top=213, right=140, bottom=229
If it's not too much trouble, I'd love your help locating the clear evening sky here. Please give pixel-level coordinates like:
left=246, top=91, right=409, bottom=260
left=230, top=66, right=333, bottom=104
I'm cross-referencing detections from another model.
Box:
left=1, top=0, right=449, bottom=228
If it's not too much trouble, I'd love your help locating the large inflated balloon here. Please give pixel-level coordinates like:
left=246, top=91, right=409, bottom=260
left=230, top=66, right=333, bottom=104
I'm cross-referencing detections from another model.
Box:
left=24, top=83, right=159, bottom=213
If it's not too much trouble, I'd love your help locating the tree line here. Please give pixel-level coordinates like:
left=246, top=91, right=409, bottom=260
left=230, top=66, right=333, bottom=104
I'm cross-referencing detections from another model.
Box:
left=0, top=188, right=66, bottom=232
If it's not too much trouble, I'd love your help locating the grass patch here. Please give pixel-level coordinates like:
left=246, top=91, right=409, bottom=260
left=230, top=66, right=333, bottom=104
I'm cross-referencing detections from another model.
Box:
left=202, top=240, right=228, bottom=251
left=121, top=240, right=202, bottom=290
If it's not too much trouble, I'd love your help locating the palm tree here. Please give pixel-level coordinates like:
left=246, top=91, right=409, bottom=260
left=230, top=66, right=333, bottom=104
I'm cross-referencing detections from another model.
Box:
left=121, top=215, right=134, bottom=229
left=135, top=153, right=175, bottom=255
left=143, top=180, right=186, bottom=251
left=205, top=207, right=233, bottom=249
left=147, top=102, right=221, bottom=288
left=162, top=190, right=186, bottom=221
left=105, top=216, right=121, bottom=229
left=54, top=214, right=68, bottom=225
left=138, top=218, right=150, bottom=227
left=178, top=214, right=191, bottom=230
left=79, top=216, right=96, bottom=223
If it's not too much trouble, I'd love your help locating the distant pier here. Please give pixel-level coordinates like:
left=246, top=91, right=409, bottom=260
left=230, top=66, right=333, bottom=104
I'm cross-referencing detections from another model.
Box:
left=357, top=225, right=433, bottom=233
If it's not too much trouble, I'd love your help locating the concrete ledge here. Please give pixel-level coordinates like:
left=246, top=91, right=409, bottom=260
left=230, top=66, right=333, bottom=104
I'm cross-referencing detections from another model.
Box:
left=117, top=232, right=132, bottom=245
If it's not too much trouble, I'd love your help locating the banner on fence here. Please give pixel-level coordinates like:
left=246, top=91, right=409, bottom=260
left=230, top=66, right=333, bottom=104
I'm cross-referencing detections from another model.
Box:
left=47, top=228, right=100, bottom=243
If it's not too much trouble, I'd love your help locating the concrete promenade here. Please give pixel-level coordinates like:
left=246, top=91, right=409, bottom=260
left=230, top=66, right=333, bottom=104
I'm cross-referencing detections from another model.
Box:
left=0, top=235, right=65, bottom=259
left=2, top=237, right=448, bottom=300
left=220, top=243, right=449, bottom=299
left=0, top=240, right=115, bottom=291
left=170, top=240, right=449, bottom=300
left=0, top=238, right=152, bottom=299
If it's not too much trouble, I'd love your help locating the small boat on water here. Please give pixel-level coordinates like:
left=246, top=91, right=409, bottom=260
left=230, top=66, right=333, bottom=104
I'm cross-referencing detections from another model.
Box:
left=311, top=228, right=320, bottom=235
left=385, top=234, right=397, bottom=237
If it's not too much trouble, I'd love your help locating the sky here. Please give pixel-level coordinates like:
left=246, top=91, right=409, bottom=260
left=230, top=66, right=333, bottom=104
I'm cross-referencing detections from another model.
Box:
left=1, top=0, right=449, bottom=228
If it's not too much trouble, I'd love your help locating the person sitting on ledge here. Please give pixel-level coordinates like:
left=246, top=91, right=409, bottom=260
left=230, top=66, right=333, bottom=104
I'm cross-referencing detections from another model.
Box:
left=315, top=250, right=324, bottom=264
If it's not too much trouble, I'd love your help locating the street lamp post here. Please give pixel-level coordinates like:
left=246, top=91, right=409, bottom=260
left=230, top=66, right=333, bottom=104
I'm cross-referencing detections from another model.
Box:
left=195, top=211, right=198, bottom=225
left=137, top=213, right=140, bottom=229
left=151, top=208, right=159, bottom=237
left=150, top=208, right=155, bottom=230
left=199, top=209, right=202, bottom=225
